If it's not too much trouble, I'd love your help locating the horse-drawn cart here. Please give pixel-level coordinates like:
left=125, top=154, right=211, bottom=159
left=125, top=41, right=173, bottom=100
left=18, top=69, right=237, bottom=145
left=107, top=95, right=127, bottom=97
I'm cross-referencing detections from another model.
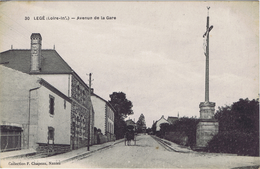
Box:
left=124, top=125, right=136, bottom=146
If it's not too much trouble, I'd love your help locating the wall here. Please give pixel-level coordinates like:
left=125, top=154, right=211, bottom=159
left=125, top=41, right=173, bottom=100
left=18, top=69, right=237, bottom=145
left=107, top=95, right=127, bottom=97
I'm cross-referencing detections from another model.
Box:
left=37, top=86, right=71, bottom=145
left=156, top=117, right=169, bottom=131
left=37, top=74, right=71, bottom=97
left=106, top=105, right=114, bottom=135
left=91, top=95, right=106, bottom=133
left=70, top=75, right=93, bottom=149
left=0, top=66, right=40, bottom=150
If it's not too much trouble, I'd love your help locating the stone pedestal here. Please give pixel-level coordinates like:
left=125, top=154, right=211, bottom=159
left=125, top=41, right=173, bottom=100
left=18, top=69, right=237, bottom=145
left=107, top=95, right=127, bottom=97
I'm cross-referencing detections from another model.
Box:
left=196, top=101, right=219, bottom=149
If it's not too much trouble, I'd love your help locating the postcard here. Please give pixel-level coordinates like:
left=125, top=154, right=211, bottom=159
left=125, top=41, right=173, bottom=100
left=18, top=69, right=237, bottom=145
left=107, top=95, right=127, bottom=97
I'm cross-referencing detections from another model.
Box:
left=0, top=1, right=259, bottom=168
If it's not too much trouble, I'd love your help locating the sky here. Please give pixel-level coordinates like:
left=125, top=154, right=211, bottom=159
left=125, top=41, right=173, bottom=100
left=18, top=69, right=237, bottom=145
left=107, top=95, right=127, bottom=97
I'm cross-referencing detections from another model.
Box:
left=0, top=1, right=258, bottom=128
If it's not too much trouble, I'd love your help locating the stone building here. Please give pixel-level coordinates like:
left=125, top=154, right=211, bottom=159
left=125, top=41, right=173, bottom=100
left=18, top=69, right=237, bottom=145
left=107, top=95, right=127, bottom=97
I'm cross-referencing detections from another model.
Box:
left=0, top=33, right=94, bottom=152
left=91, top=92, right=115, bottom=142
left=0, top=66, right=71, bottom=154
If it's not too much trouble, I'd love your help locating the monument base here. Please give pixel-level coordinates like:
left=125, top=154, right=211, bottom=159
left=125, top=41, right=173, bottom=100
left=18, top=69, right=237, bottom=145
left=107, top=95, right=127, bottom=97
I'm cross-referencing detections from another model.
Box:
left=196, top=101, right=219, bottom=149
left=196, top=119, right=219, bottom=149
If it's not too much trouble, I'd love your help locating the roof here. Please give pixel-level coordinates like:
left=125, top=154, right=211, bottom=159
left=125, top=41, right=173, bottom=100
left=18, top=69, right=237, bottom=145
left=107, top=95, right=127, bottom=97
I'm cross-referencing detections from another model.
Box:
left=157, top=115, right=169, bottom=124
left=125, top=119, right=135, bottom=125
left=0, top=49, right=73, bottom=74
left=39, top=78, right=72, bottom=103
left=167, top=116, right=178, bottom=124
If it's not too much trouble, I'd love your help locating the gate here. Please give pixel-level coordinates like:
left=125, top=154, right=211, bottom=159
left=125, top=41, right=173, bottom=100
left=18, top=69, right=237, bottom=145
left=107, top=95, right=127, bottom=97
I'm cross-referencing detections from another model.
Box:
left=0, top=125, right=22, bottom=152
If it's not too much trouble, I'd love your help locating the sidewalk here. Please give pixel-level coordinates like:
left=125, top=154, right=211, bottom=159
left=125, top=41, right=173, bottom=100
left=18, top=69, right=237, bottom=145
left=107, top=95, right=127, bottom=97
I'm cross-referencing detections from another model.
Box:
left=45, top=139, right=124, bottom=163
left=153, top=136, right=193, bottom=153
left=0, top=148, right=37, bottom=159
left=156, top=136, right=237, bottom=156
left=0, top=139, right=124, bottom=163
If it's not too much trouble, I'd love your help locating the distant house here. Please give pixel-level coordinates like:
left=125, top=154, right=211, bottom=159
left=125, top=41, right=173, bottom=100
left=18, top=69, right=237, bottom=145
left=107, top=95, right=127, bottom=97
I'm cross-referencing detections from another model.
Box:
left=167, top=116, right=179, bottom=125
left=0, top=33, right=94, bottom=152
left=0, top=66, right=71, bottom=154
left=125, top=119, right=136, bottom=130
left=91, top=92, right=115, bottom=142
left=156, top=115, right=169, bottom=131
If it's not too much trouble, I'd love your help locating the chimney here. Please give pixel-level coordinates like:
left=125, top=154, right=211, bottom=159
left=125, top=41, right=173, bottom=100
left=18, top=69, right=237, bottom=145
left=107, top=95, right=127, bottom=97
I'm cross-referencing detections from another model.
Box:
left=30, top=33, right=42, bottom=72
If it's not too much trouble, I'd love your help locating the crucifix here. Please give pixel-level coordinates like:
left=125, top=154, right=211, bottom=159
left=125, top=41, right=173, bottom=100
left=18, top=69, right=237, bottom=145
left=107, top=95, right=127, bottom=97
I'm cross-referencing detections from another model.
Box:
left=203, top=7, right=213, bottom=102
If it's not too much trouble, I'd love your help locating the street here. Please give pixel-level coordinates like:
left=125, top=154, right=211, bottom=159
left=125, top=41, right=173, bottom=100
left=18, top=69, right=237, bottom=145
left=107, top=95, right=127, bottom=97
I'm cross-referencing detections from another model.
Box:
left=67, top=134, right=260, bottom=168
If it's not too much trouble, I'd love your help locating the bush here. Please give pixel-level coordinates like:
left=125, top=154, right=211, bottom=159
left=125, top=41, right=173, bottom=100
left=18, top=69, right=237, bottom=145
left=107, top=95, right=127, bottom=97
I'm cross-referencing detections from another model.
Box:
left=164, top=131, right=188, bottom=146
left=206, top=130, right=259, bottom=156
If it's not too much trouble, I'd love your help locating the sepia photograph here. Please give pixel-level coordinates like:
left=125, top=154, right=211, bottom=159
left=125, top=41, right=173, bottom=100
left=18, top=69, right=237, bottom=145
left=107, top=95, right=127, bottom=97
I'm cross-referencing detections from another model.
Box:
left=0, top=1, right=259, bottom=168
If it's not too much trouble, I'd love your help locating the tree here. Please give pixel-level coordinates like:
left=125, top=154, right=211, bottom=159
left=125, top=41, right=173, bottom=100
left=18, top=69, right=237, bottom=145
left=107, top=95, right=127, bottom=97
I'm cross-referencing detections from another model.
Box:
left=208, top=98, right=259, bottom=156
left=108, top=92, right=134, bottom=139
left=160, top=123, right=170, bottom=137
left=214, top=98, right=259, bottom=134
left=136, top=114, right=146, bottom=133
left=108, top=92, right=133, bottom=118
left=151, top=121, right=157, bottom=135
left=167, top=117, right=199, bottom=147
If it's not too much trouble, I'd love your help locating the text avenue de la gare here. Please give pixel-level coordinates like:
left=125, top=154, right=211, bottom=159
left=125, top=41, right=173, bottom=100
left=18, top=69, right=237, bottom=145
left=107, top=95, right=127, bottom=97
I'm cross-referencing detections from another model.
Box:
left=25, top=16, right=116, bottom=20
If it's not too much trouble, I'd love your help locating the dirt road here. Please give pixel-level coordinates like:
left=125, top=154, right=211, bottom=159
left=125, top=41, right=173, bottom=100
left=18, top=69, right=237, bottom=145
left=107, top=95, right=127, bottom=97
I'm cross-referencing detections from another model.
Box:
left=67, top=134, right=260, bottom=168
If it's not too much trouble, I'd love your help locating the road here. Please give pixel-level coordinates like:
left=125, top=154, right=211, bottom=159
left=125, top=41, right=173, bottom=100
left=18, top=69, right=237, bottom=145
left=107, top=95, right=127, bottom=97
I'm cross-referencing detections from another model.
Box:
left=67, top=134, right=260, bottom=168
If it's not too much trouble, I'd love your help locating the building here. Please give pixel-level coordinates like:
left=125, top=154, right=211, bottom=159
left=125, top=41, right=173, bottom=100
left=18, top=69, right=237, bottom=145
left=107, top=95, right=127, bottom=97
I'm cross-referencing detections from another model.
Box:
left=155, top=115, right=169, bottom=131
left=91, top=92, right=115, bottom=143
left=167, top=116, right=179, bottom=125
left=125, top=119, right=136, bottom=131
left=0, top=33, right=94, bottom=152
left=0, top=66, right=71, bottom=154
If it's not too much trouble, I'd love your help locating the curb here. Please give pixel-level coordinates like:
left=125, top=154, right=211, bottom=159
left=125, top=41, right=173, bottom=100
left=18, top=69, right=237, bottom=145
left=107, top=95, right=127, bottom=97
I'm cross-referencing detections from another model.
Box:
left=1, top=152, right=37, bottom=160
left=61, top=139, right=125, bottom=163
left=151, top=135, right=193, bottom=153
left=151, top=135, right=238, bottom=156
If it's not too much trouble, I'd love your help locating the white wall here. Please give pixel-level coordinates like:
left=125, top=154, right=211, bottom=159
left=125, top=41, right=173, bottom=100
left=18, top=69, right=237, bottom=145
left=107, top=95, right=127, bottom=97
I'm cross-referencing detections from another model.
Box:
left=0, top=66, right=40, bottom=125
left=106, top=106, right=114, bottom=134
left=91, top=96, right=106, bottom=133
left=37, top=74, right=71, bottom=97
left=0, top=66, right=40, bottom=149
left=156, top=117, right=169, bottom=131
left=37, top=85, right=71, bottom=145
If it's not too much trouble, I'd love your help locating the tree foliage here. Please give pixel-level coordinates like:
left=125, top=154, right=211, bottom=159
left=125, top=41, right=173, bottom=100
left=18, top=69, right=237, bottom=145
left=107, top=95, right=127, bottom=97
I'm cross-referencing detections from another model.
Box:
left=108, top=92, right=134, bottom=139
left=214, top=98, right=259, bottom=134
left=136, top=114, right=146, bottom=133
left=108, top=92, right=134, bottom=119
left=155, top=117, right=199, bottom=147
left=151, top=121, right=157, bottom=134
left=208, top=98, right=259, bottom=156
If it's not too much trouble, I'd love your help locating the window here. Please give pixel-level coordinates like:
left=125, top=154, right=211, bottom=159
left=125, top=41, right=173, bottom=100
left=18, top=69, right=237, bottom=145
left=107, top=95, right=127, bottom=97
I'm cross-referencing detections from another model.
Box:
left=49, top=95, right=55, bottom=115
left=64, top=100, right=66, bottom=109
left=48, top=127, right=54, bottom=140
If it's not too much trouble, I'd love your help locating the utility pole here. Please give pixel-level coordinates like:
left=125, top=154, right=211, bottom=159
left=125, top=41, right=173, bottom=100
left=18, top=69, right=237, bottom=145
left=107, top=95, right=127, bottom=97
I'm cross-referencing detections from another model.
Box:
left=87, top=73, right=92, bottom=151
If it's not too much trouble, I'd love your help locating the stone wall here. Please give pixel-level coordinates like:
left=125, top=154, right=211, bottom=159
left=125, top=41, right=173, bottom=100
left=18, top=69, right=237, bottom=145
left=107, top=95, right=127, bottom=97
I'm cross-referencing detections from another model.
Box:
left=196, top=120, right=219, bottom=148
left=70, top=75, right=93, bottom=150
left=36, top=143, right=70, bottom=156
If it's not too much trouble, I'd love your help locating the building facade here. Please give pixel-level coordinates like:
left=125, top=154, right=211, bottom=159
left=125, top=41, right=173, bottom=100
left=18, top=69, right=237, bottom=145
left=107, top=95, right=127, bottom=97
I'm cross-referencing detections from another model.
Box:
left=91, top=93, right=115, bottom=142
left=155, top=115, right=169, bottom=131
left=0, top=66, right=71, bottom=154
left=0, top=33, right=94, bottom=152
